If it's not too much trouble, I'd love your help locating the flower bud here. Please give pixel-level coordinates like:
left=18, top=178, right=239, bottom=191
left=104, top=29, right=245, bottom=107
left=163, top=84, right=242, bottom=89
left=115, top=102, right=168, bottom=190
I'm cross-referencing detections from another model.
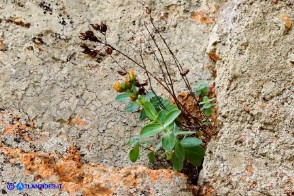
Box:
left=129, top=68, right=136, bottom=81
left=130, top=94, right=137, bottom=101
left=112, top=82, right=122, bottom=92
left=105, top=47, right=113, bottom=55
left=124, top=78, right=132, bottom=89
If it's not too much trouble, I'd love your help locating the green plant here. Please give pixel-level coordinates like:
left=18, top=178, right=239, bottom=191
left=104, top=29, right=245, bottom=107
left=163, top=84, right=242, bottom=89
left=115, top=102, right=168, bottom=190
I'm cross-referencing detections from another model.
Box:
left=194, top=80, right=209, bottom=97
left=113, top=69, right=205, bottom=170
left=193, top=81, right=216, bottom=117
left=79, top=11, right=216, bottom=172
left=199, top=96, right=216, bottom=116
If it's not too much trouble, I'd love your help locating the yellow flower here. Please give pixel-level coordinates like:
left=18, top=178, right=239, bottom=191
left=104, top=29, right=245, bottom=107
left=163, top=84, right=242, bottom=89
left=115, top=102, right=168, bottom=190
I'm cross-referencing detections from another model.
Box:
left=112, top=82, right=122, bottom=92
left=129, top=68, right=136, bottom=81
left=124, top=78, right=131, bottom=89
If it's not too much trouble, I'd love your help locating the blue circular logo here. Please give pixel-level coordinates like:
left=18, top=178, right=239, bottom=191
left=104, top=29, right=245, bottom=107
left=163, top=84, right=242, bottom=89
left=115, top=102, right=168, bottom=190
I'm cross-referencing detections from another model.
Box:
left=6, top=183, right=14, bottom=190
left=16, top=182, right=24, bottom=191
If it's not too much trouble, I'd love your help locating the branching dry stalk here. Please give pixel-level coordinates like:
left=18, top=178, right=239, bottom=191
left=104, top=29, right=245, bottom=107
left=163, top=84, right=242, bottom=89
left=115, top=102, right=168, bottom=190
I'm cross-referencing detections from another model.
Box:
left=79, top=16, right=210, bottom=133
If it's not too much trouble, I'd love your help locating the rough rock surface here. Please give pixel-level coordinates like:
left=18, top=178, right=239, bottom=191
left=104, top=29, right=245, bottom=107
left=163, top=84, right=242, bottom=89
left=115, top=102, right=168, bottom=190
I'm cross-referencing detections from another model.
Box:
left=0, top=0, right=216, bottom=195
left=199, top=1, right=294, bottom=195
left=1, top=0, right=293, bottom=195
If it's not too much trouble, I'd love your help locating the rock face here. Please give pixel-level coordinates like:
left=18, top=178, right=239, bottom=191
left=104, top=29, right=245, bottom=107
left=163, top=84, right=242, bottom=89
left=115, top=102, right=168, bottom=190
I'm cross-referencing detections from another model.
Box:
left=0, top=111, right=193, bottom=195
left=0, top=0, right=215, bottom=195
left=199, top=1, right=294, bottom=195
left=0, top=0, right=293, bottom=195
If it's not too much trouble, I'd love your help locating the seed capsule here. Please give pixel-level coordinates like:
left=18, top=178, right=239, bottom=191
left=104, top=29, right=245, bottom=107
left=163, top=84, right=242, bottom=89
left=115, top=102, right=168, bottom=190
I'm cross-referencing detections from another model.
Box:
left=100, top=23, right=107, bottom=33
left=105, top=47, right=113, bottom=55
left=180, top=69, right=189, bottom=76
left=85, top=31, right=94, bottom=37
left=117, top=70, right=127, bottom=76
left=91, top=24, right=101, bottom=31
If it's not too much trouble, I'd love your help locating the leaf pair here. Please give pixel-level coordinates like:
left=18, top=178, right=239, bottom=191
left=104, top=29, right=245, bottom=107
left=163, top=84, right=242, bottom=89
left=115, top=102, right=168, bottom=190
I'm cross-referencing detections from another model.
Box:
left=172, top=138, right=204, bottom=170
left=140, top=102, right=181, bottom=137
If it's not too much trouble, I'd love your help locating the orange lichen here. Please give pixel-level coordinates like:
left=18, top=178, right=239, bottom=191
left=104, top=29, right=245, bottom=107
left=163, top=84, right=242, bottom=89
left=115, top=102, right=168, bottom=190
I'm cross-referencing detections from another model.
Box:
left=68, top=117, right=87, bottom=126
left=0, top=143, right=186, bottom=195
left=208, top=48, right=221, bottom=62
left=280, top=14, right=292, bottom=29
left=192, top=12, right=213, bottom=24
left=0, top=112, right=188, bottom=195
left=246, top=165, right=253, bottom=172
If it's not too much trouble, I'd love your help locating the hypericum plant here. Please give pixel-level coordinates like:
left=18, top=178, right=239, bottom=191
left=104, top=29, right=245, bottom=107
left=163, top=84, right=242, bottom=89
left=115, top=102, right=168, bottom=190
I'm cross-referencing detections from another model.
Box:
left=113, top=69, right=205, bottom=170
left=194, top=80, right=210, bottom=97
left=199, top=96, right=216, bottom=117
left=193, top=80, right=216, bottom=117
left=79, top=8, right=216, bottom=172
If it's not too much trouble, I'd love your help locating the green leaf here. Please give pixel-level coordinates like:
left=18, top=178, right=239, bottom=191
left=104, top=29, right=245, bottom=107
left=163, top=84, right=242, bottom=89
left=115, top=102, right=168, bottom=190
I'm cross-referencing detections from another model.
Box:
left=184, top=145, right=205, bottom=167
left=145, top=92, right=155, bottom=100
left=150, top=96, right=163, bottom=110
left=154, top=141, right=162, bottom=152
left=202, top=104, right=212, bottom=109
left=144, top=101, right=158, bottom=121
left=157, top=110, right=167, bottom=124
left=131, top=84, right=138, bottom=94
left=181, top=137, right=202, bottom=147
left=125, top=102, right=140, bottom=112
left=138, top=94, right=145, bottom=103
left=202, top=96, right=210, bottom=103
left=162, top=132, right=176, bottom=151
left=115, top=92, right=132, bottom=102
left=129, top=145, right=140, bottom=162
left=172, top=154, right=184, bottom=170
left=139, top=108, right=147, bottom=121
left=147, top=151, right=155, bottom=164
left=172, top=143, right=184, bottom=170
left=204, top=108, right=212, bottom=116
left=127, top=136, right=140, bottom=147
left=175, top=131, right=196, bottom=136
left=163, top=109, right=181, bottom=128
left=166, top=122, right=175, bottom=132
left=194, top=80, right=209, bottom=97
left=162, top=99, right=178, bottom=111
left=166, top=152, right=173, bottom=160
left=174, top=142, right=185, bottom=161
left=140, top=123, right=163, bottom=137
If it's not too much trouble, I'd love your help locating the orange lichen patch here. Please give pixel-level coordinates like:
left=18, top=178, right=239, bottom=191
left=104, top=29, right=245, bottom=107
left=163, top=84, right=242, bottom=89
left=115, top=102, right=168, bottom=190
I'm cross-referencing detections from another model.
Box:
left=246, top=165, right=254, bottom=174
left=1, top=114, right=38, bottom=143
left=208, top=48, right=221, bottom=62
left=192, top=12, right=214, bottom=24
left=0, top=142, right=187, bottom=196
left=148, top=170, right=161, bottom=183
left=280, top=14, right=292, bottom=29
left=29, top=120, right=35, bottom=128
left=22, top=133, right=32, bottom=142
left=3, top=125, right=16, bottom=135
left=201, top=186, right=216, bottom=196
left=68, top=117, right=87, bottom=127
